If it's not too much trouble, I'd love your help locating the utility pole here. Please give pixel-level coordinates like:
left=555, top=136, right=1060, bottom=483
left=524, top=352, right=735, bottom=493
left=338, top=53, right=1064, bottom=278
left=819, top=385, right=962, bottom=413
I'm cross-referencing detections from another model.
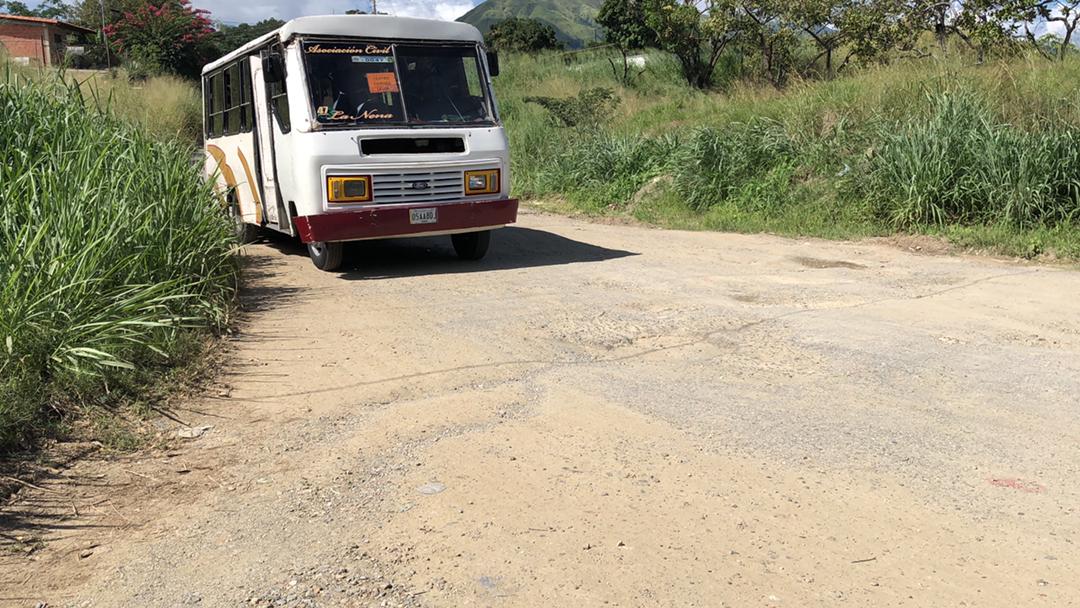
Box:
left=371, top=0, right=377, bottom=14
left=100, top=0, right=111, bottom=70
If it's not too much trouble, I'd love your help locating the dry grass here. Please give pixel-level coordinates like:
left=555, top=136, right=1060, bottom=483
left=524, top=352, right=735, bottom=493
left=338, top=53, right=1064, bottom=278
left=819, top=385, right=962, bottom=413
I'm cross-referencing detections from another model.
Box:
left=69, top=70, right=203, bottom=142
left=9, top=65, right=202, bottom=143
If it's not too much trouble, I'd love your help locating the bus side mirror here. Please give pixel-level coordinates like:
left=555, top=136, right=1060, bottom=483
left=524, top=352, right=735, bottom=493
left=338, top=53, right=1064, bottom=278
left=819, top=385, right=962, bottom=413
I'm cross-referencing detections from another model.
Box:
left=264, top=53, right=285, bottom=83
left=486, top=51, right=500, bottom=77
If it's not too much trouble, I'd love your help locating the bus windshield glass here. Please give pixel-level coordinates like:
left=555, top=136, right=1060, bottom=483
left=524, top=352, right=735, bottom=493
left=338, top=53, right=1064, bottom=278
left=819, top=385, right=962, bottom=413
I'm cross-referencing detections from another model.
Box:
left=303, top=41, right=494, bottom=127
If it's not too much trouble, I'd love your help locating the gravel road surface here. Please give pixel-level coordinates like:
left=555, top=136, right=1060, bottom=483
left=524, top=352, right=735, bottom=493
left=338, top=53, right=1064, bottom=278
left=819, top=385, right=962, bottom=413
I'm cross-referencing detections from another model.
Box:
left=3, top=210, right=1079, bottom=607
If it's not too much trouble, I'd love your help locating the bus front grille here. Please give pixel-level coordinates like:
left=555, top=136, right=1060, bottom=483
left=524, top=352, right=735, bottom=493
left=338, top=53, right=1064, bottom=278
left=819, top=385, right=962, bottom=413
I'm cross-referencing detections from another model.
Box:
left=372, top=171, right=464, bottom=205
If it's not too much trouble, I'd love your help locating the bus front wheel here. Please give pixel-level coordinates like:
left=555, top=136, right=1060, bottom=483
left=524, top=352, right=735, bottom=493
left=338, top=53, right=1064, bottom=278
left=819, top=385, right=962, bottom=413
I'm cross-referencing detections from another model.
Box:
left=308, top=241, right=344, bottom=272
left=452, top=230, right=491, bottom=261
left=227, top=201, right=259, bottom=244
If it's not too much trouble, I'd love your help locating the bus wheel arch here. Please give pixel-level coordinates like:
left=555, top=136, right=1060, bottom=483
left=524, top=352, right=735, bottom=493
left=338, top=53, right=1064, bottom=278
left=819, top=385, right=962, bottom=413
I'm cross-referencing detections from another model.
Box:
left=287, top=202, right=299, bottom=237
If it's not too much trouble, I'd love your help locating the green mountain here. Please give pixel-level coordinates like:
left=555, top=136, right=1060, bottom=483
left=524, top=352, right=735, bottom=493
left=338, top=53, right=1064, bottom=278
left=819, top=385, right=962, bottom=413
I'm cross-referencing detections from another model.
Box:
left=458, top=0, right=604, bottom=49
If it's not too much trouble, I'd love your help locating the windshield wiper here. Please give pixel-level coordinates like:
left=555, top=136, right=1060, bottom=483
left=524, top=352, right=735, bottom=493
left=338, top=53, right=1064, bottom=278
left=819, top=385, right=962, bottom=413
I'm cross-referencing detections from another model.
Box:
left=444, top=93, right=465, bottom=123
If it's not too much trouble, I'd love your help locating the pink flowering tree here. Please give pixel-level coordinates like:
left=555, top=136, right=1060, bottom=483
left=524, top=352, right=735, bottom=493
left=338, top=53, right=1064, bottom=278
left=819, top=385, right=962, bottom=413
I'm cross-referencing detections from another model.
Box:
left=103, top=1, right=214, bottom=77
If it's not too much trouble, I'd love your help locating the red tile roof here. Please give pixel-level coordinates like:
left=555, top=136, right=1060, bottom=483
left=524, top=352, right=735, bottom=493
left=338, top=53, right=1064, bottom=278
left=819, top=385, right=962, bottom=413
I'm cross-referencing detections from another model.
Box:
left=0, top=13, right=96, bottom=35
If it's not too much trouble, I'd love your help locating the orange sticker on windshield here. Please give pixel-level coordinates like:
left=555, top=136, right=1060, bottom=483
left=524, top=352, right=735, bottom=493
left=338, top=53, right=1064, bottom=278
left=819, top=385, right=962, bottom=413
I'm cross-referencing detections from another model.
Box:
left=367, top=72, right=399, bottom=94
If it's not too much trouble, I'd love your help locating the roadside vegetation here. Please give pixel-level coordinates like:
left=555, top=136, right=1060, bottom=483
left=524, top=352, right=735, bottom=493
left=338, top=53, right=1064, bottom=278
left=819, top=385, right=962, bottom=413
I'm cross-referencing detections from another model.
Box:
left=34, top=69, right=203, bottom=141
left=500, top=52, right=1080, bottom=258
left=0, top=69, right=236, bottom=452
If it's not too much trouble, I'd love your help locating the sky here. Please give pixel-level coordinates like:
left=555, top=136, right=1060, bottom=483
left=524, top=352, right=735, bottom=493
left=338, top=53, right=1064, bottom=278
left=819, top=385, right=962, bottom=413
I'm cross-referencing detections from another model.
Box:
left=18, top=0, right=483, bottom=25
left=193, top=0, right=482, bottom=25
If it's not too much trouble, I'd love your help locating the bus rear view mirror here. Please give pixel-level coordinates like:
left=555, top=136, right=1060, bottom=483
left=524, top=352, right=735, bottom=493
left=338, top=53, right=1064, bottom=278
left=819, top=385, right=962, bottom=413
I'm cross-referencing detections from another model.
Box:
left=264, top=53, right=285, bottom=83
left=486, top=51, right=500, bottom=77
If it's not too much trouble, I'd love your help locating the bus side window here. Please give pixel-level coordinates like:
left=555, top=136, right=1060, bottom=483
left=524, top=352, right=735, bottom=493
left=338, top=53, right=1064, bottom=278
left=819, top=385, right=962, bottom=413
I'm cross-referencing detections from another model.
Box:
left=267, top=45, right=291, bottom=133
left=203, top=75, right=213, bottom=138
left=241, top=60, right=253, bottom=132
left=210, top=72, right=225, bottom=138
left=226, top=62, right=242, bottom=135
left=223, top=65, right=233, bottom=135
left=463, top=56, right=482, bottom=97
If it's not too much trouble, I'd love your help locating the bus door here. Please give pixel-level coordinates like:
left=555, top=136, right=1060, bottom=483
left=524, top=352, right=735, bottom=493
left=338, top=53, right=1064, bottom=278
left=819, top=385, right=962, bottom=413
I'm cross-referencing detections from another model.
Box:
left=250, top=53, right=282, bottom=227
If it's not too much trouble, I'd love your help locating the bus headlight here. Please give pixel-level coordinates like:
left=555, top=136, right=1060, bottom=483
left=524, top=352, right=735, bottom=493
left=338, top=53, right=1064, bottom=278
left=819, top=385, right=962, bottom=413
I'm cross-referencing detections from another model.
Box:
left=327, top=176, right=373, bottom=203
left=465, top=169, right=500, bottom=196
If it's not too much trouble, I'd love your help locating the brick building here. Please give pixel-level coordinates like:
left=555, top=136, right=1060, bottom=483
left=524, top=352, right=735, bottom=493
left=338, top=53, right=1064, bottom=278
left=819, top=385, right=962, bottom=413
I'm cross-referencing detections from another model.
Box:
left=0, top=14, right=95, bottom=67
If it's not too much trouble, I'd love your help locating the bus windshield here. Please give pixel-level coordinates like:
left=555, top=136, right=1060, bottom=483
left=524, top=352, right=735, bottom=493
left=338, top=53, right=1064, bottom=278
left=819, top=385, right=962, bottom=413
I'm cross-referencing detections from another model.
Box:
left=303, top=41, right=494, bottom=127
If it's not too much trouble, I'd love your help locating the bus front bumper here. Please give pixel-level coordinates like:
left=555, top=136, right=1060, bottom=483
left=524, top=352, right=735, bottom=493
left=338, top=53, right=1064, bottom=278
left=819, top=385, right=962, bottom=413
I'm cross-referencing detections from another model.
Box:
left=293, top=198, right=519, bottom=244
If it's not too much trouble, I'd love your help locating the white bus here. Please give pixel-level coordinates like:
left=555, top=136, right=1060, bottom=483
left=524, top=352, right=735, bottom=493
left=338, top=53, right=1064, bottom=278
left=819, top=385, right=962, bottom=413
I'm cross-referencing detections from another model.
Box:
left=201, top=15, right=517, bottom=271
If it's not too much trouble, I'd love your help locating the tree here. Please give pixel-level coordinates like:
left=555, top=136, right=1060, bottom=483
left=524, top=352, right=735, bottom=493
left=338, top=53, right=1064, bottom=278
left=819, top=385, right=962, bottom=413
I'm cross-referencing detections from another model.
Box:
left=102, top=0, right=214, bottom=77
left=0, top=1, right=33, bottom=15
left=737, top=0, right=800, bottom=86
left=0, top=0, right=72, bottom=18
left=597, top=0, right=658, bottom=83
left=1021, top=0, right=1080, bottom=60
left=834, top=0, right=921, bottom=67
left=946, top=0, right=1024, bottom=61
left=72, top=0, right=147, bottom=28
left=485, top=17, right=563, bottom=53
left=207, top=18, right=285, bottom=59
left=786, top=0, right=849, bottom=77
left=896, top=0, right=1015, bottom=59
left=643, top=0, right=740, bottom=89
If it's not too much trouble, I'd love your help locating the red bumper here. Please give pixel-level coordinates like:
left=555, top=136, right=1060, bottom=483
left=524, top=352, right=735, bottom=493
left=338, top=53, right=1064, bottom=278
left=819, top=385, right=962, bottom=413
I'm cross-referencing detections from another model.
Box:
left=293, top=198, right=519, bottom=244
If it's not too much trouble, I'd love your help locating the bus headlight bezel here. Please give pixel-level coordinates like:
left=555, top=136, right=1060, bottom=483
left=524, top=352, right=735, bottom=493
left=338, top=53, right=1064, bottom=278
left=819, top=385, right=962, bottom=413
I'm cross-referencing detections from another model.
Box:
left=465, top=169, right=500, bottom=196
left=327, top=175, right=373, bottom=204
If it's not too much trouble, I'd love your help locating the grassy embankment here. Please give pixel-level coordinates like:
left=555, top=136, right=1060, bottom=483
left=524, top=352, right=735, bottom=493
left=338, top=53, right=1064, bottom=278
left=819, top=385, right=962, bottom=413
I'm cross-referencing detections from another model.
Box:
left=498, top=52, right=1080, bottom=259
left=0, top=67, right=234, bottom=452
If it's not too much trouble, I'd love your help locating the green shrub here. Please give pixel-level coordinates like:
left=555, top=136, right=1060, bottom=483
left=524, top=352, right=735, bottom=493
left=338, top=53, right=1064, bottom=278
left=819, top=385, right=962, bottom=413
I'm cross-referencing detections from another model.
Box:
left=673, top=120, right=797, bottom=211
left=511, top=126, right=679, bottom=210
left=525, top=87, right=621, bottom=127
left=0, top=71, right=237, bottom=450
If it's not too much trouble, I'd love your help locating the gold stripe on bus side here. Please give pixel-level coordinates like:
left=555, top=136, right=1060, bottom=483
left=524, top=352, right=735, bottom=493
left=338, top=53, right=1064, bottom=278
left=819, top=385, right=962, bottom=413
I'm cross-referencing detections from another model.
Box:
left=236, top=148, right=264, bottom=225
left=206, top=144, right=239, bottom=198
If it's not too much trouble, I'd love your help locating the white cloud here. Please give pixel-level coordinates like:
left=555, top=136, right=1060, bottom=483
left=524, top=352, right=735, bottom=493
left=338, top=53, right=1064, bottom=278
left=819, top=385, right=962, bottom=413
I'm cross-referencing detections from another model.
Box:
left=191, top=0, right=481, bottom=25
left=383, top=0, right=477, bottom=20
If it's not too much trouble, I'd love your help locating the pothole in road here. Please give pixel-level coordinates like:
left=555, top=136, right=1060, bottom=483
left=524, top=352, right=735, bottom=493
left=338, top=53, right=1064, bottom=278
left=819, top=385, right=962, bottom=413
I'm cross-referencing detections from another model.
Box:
left=791, top=256, right=868, bottom=270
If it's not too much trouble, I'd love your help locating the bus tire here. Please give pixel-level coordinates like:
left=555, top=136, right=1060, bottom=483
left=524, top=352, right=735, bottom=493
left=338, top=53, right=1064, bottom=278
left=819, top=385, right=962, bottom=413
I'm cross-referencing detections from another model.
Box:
left=227, top=200, right=259, bottom=244
left=236, top=222, right=259, bottom=244
left=308, top=241, right=344, bottom=272
left=452, top=230, right=491, bottom=261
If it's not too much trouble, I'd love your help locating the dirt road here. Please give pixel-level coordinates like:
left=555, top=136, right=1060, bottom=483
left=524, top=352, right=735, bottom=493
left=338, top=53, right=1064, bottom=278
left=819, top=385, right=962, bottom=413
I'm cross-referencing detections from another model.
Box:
left=4, top=210, right=1080, bottom=607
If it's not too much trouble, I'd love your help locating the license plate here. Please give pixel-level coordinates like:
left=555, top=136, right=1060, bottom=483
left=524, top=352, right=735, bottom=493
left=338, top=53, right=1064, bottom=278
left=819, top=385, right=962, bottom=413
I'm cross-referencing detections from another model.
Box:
left=410, top=208, right=437, bottom=225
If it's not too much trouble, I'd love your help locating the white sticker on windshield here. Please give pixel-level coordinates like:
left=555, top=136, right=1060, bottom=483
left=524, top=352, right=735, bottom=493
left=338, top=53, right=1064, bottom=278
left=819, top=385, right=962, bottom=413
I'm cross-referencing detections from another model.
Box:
left=352, top=56, right=394, bottom=63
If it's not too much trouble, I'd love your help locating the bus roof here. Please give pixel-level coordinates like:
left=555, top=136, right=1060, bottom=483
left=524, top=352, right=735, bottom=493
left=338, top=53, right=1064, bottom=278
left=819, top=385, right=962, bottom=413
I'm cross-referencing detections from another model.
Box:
left=203, top=15, right=484, bottom=74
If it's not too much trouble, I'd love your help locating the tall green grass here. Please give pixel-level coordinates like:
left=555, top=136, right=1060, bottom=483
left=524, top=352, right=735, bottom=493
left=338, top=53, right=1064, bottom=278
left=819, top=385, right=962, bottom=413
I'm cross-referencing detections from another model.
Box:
left=672, top=120, right=796, bottom=211
left=0, top=70, right=236, bottom=451
left=859, top=90, right=1080, bottom=228
left=499, top=52, right=1080, bottom=257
